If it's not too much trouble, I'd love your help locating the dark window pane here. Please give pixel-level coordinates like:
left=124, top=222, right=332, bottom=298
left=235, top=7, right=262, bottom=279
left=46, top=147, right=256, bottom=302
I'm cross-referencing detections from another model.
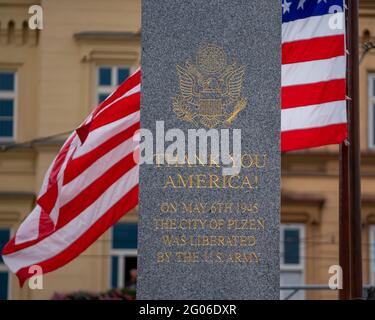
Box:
left=0, top=229, right=10, bottom=264
left=0, top=72, right=14, bottom=91
left=124, top=257, right=137, bottom=289
left=98, top=93, right=109, bottom=104
left=0, top=99, right=14, bottom=116
left=111, top=256, right=118, bottom=288
left=0, top=120, right=13, bottom=137
left=118, top=68, right=130, bottom=85
left=373, top=104, right=375, bottom=145
left=0, top=272, right=8, bottom=300
left=99, top=67, right=111, bottom=86
left=112, top=223, right=138, bottom=249
left=284, top=229, right=300, bottom=265
left=373, top=78, right=375, bottom=97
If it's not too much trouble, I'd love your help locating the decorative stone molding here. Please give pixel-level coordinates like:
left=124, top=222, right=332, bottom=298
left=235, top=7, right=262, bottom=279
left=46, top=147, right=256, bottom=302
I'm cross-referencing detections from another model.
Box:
left=0, top=191, right=35, bottom=226
left=282, top=191, right=325, bottom=225
left=73, top=31, right=140, bottom=65
left=74, top=31, right=141, bottom=42
left=0, top=20, right=38, bottom=46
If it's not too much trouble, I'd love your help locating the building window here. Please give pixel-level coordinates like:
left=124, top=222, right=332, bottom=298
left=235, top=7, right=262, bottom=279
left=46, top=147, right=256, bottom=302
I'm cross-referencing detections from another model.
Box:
left=0, top=228, right=10, bottom=300
left=97, top=66, right=130, bottom=104
left=110, top=223, right=137, bottom=290
left=370, top=225, right=375, bottom=285
left=0, top=71, right=16, bottom=141
left=280, top=224, right=305, bottom=300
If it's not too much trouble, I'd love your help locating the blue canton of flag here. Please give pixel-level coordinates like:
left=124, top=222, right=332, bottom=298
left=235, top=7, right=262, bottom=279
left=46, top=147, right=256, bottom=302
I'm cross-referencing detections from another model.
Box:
left=282, top=0, right=344, bottom=23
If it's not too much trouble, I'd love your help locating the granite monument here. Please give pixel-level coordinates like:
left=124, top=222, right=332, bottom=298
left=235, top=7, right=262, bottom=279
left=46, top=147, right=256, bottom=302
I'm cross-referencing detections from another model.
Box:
left=137, top=0, right=281, bottom=300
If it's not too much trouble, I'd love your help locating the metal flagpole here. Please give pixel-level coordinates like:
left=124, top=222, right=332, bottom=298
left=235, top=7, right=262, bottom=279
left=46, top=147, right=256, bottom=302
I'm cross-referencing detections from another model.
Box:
left=347, top=0, right=363, bottom=299
left=339, top=1, right=352, bottom=300
left=339, top=142, right=351, bottom=299
left=340, top=0, right=362, bottom=300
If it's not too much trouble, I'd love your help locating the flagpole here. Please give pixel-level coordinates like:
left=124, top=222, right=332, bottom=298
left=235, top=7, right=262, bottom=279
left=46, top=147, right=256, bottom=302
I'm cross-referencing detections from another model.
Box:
left=339, top=142, right=351, bottom=299
left=347, top=0, right=363, bottom=299
left=340, top=0, right=362, bottom=300
left=339, top=0, right=353, bottom=301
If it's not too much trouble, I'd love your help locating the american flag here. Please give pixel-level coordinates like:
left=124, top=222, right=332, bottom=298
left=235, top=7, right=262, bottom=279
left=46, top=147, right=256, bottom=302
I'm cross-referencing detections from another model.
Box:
left=281, top=0, right=347, bottom=151
left=2, top=0, right=348, bottom=284
left=2, top=70, right=141, bottom=285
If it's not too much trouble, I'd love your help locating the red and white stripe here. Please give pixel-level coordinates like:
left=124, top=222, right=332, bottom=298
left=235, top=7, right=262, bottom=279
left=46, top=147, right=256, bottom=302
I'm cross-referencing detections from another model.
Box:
left=281, top=11, right=347, bottom=151
left=2, top=69, right=141, bottom=286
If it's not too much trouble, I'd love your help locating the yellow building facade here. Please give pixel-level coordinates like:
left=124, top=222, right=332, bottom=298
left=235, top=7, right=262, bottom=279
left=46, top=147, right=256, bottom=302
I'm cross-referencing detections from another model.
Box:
left=0, top=0, right=374, bottom=300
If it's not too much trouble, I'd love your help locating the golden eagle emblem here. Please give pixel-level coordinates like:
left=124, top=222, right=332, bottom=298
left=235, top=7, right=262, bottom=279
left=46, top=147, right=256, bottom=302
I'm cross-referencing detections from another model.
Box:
left=172, top=44, right=247, bottom=128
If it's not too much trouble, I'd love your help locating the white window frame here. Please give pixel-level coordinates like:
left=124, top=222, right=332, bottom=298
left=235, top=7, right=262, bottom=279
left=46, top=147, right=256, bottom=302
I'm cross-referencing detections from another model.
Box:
left=370, top=225, right=375, bottom=285
left=96, top=65, right=133, bottom=106
left=0, top=70, right=17, bottom=142
left=109, top=227, right=137, bottom=289
left=280, top=223, right=306, bottom=299
left=368, top=74, right=375, bottom=149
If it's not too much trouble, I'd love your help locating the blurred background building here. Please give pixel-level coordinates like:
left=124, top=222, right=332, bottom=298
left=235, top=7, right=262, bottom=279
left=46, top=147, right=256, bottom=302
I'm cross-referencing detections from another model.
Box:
left=0, top=0, right=374, bottom=300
